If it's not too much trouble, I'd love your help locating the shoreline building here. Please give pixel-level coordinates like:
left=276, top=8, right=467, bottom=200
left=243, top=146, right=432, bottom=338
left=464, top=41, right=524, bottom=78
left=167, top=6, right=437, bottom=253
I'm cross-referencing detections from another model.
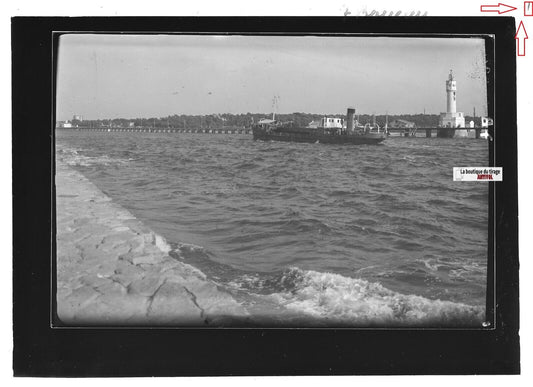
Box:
left=56, top=120, right=73, bottom=128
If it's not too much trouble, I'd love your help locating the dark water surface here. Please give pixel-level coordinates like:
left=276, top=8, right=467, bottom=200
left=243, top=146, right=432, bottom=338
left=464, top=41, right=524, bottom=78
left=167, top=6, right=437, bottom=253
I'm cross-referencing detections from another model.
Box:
left=56, top=130, right=489, bottom=326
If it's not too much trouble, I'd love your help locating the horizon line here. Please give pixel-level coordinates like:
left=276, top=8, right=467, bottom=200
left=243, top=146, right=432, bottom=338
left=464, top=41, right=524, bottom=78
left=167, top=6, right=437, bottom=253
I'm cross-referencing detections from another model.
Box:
left=59, top=110, right=488, bottom=121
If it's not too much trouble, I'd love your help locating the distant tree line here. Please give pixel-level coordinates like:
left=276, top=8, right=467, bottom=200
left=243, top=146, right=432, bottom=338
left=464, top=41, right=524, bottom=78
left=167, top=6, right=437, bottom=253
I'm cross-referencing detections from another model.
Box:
left=73, top=112, right=484, bottom=129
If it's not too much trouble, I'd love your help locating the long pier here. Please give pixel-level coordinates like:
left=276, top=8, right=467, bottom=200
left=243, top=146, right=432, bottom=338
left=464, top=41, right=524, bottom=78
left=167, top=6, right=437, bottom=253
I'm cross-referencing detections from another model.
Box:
left=64, top=127, right=253, bottom=134
left=60, top=126, right=487, bottom=139
left=387, top=127, right=486, bottom=139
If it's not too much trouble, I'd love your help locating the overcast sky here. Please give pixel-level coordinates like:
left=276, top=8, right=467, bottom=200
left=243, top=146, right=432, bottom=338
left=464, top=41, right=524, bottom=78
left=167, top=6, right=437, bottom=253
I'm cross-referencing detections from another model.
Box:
left=56, top=34, right=488, bottom=120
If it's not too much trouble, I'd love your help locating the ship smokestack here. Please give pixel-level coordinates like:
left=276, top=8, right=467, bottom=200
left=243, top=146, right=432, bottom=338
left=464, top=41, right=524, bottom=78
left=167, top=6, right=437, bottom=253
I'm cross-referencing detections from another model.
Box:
left=346, top=108, right=355, bottom=133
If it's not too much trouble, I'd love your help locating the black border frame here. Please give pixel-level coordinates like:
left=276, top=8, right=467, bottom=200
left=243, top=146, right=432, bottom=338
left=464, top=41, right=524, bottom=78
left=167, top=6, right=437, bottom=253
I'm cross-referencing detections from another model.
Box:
left=12, top=17, right=519, bottom=375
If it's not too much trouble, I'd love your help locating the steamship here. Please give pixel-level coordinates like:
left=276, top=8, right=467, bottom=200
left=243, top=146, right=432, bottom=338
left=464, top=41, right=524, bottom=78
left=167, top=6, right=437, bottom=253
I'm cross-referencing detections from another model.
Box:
left=252, top=108, right=386, bottom=145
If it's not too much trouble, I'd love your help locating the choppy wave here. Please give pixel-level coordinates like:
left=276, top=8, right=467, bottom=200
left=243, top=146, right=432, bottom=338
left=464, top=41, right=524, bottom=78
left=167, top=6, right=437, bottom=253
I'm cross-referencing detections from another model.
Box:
left=57, top=132, right=489, bottom=327
left=418, top=257, right=486, bottom=283
left=228, top=267, right=484, bottom=326
left=57, top=147, right=132, bottom=167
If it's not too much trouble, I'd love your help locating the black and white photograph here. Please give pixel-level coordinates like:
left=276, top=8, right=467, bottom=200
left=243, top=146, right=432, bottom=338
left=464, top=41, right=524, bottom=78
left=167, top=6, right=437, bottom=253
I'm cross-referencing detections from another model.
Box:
left=9, top=10, right=524, bottom=376
left=54, top=33, right=493, bottom=328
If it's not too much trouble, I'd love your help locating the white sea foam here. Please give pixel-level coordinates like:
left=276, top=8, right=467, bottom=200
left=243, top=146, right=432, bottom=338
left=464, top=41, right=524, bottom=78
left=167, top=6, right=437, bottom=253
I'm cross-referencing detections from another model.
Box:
left=154, top=233, right=171, bottom=254
left=264, top=268, right=484, bottom=326
left=175, top=242, right=208, bottom=253
left=448, top=260, right=485, bottom=281
left=57, top=147, right=129, bottom=167
left=420, top=258, right=442, bottom=272
left=418, top=257, right=486, bottom=282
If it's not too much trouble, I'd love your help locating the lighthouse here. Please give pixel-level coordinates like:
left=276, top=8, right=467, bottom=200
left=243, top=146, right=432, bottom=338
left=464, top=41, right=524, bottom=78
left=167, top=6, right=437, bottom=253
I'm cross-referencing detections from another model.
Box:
left=439, top=70, right=465, bottom=129
left=446, top=71, right=457, bottom=113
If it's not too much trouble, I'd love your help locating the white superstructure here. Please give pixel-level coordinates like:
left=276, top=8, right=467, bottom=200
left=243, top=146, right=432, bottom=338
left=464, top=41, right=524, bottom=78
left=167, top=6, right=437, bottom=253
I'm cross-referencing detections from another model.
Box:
left=320, top=117, right=344, bottom=129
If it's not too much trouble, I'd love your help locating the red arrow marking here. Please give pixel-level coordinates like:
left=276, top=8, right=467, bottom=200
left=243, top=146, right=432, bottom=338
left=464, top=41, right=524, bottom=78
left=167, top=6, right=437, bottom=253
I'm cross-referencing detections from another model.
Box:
left=480, top=3, right=517, bottom=13
left=515, top=21, right=528, bottom=56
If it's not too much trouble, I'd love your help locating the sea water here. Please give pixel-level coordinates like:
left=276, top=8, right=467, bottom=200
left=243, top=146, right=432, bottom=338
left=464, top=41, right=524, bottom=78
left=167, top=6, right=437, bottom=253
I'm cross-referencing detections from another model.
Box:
left=56, top=130, right=489, bottom=327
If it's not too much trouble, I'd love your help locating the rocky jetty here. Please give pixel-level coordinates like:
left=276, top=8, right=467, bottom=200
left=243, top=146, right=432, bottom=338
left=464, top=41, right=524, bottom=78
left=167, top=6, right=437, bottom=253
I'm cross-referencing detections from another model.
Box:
left=56, top=161, right=249, bottom=326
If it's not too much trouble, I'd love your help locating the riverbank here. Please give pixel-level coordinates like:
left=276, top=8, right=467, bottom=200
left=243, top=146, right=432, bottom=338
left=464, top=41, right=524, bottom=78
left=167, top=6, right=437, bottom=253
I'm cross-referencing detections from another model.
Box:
left=56, top=160, right=249, bottom=326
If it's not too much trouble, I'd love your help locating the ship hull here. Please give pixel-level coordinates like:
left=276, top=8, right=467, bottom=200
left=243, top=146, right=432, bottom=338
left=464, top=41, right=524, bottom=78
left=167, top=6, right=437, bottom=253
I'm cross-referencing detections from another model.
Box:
left=253, top=128, right=385, bottom=145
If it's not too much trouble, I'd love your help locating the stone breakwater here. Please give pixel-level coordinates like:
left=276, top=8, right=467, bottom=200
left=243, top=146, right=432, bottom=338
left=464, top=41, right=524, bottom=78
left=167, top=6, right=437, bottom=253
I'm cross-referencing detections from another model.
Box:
left=56, top=161, right=249, bottom=326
